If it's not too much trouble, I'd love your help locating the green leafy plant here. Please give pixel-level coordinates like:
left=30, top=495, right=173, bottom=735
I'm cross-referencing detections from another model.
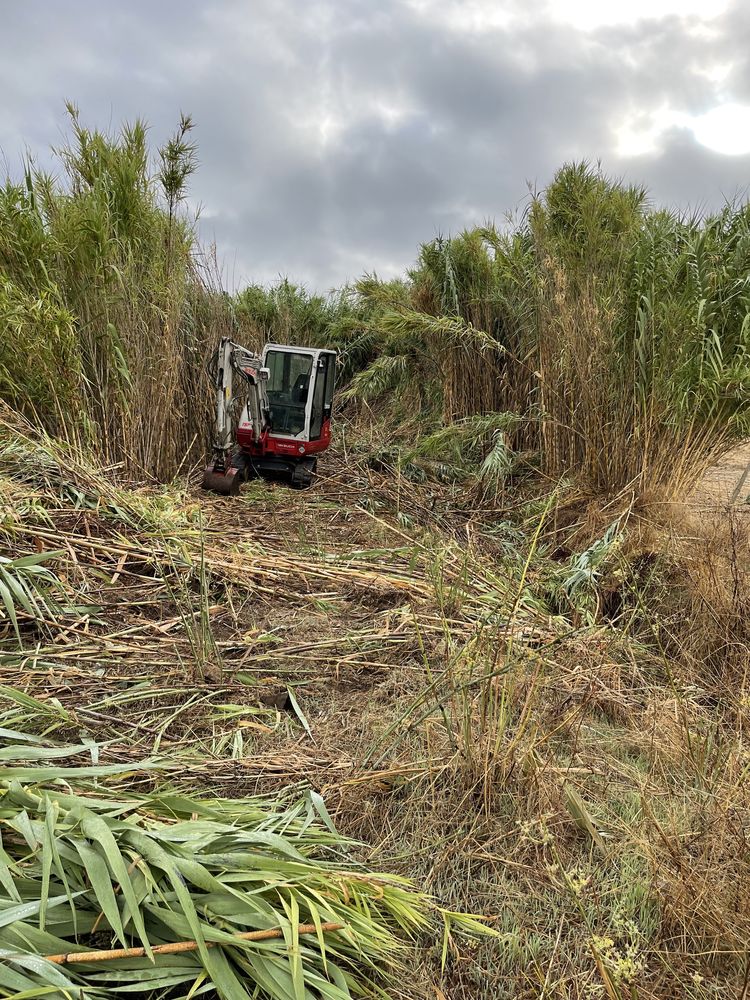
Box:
left=0, top=771, right=430, bottom=1000
left=0, top=551, right=65, bottom=644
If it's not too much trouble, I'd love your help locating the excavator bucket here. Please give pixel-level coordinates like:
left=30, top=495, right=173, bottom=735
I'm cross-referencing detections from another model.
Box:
left=201, top=464, right=242, bottom=496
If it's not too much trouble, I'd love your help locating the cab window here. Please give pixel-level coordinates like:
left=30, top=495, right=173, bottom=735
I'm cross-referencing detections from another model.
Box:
left=265, top=350, right=313, bottom=436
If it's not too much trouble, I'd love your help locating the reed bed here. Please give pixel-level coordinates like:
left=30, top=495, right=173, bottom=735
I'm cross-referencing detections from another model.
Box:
left=337, top=165, right=750, bottom=499
left=2, top=119, right=749, bottom=999
left=0, top=108, right=223, bottom=480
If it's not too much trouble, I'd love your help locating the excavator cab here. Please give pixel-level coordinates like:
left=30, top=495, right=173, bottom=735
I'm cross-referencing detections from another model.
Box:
left=261, top=344, right=335, bottom=445
left=202, top=338, right=336, bottom=495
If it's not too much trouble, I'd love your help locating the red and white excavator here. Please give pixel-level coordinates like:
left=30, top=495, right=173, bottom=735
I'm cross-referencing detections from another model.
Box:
left=202, top=338, right=336, bottom=494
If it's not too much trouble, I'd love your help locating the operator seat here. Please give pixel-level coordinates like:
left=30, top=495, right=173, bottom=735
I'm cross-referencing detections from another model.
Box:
left=292, top=373, right=309, bottom=403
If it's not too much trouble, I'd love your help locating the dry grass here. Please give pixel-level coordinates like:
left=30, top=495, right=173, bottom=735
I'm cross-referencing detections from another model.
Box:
left=1, top=413, right=749, bottom=998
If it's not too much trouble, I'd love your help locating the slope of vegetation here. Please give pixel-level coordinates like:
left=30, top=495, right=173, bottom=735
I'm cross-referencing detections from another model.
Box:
left=0, top=114, right=749, bottom=999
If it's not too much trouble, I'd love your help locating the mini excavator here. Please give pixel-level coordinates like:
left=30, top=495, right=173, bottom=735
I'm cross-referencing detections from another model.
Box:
left=202, top=338, right=337, bottom=495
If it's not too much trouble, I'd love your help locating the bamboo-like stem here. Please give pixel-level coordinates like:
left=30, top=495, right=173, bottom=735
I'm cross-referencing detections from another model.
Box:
left=44, top=922, right=345, bottom=965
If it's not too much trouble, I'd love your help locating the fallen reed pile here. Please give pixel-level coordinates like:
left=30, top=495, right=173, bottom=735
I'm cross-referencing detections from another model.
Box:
left=0, top=757, right=432, bottom=999
left=0, top=420, right=514, bottom=997
left=0, top=414, right=564, bottom=840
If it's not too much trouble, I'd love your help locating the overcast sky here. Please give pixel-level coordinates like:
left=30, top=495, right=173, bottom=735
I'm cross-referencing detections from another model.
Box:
left=2, top=0, right=749, bottom=290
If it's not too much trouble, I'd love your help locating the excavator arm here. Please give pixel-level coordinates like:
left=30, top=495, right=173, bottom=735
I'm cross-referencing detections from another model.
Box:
left=202, top=337, right=270, bottom=495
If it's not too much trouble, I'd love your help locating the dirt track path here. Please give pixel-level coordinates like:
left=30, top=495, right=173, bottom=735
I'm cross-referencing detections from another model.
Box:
left=701, top=441, right=750, bottom=504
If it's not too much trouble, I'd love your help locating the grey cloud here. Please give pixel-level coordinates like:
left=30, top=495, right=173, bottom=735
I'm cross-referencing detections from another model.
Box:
left=615, top=130, right=750, bottom=211
left=2, top=0, right=750, bottom=289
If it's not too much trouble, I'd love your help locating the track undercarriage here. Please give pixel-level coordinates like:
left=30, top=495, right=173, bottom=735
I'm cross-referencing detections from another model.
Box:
left=202, top=451, right=317, bottom=495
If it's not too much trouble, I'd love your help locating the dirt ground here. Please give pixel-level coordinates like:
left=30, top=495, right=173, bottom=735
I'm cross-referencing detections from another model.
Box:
left=700, top=440, right=750, bottom=504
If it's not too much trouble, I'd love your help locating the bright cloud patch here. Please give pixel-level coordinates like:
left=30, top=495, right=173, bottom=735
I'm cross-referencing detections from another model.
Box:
left=690, top=103, right=750, bottom=156
left=548, top=0, right=730, bottom=31
left=617, top=102, right=750, bottom=159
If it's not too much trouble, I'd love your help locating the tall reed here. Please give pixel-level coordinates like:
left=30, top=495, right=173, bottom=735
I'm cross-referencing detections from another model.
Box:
left=0, top=107, right=223, bottom=480
left=344, top=163, right=750, bottom=497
